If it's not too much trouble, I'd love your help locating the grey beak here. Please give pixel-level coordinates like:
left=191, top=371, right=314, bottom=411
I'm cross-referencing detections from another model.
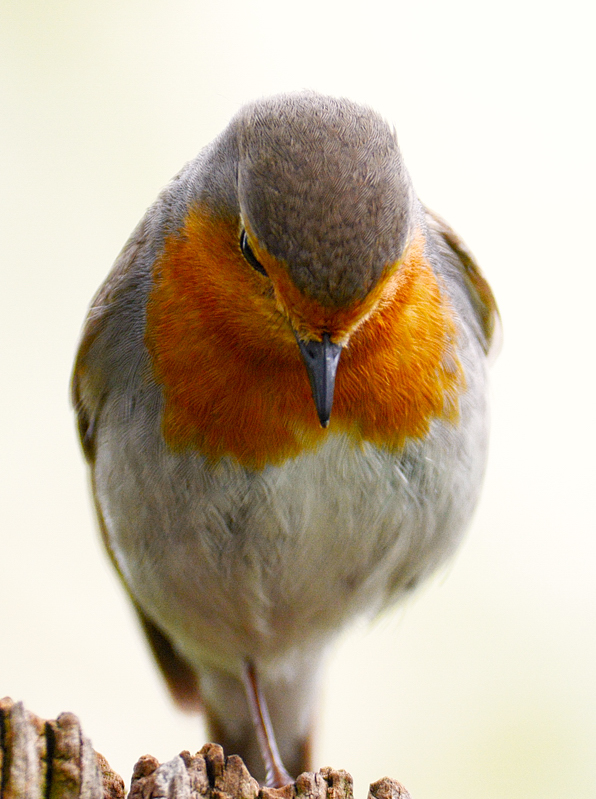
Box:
left=296, top=333, right=343, bottom=428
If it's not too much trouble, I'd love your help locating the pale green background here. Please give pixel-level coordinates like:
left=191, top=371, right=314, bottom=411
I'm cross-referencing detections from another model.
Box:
left=1, top=2, right=595, bottom=797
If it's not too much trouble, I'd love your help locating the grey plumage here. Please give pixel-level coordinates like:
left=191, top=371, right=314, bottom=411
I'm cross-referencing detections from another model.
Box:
left=72, top=91, right=499, bottom=784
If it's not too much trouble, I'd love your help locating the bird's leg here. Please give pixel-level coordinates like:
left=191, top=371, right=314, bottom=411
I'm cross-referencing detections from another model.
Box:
left=241, top=660, right=292, bottom=788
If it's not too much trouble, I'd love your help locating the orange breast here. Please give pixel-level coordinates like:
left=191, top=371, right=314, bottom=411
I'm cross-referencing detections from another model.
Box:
left=145, top=206, right=464, bottom=469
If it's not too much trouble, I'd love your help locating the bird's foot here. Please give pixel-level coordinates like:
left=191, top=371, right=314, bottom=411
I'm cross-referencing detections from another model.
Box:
left=241, top=660, right=294, bottom=787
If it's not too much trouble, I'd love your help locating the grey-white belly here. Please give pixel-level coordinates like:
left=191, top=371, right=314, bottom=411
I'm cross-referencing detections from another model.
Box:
left=93, top=381, right=488, bottom=676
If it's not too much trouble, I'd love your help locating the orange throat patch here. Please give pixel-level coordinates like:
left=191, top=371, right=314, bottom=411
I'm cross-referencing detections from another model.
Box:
left=145, top=207, right=465, bottom=469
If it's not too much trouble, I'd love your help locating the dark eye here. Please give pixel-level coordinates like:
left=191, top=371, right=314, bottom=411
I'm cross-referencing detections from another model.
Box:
left=240, top=229, right=268, bottom=276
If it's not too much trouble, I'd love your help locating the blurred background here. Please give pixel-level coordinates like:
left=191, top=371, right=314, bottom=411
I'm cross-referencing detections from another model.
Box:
left=1, top=1, right=595, bottom=797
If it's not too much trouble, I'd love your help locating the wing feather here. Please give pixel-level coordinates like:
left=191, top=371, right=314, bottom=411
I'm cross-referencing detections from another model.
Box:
left=425, top=207, right=501, bottom=362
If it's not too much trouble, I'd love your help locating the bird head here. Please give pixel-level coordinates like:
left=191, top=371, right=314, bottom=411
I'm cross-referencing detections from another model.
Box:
left=144, top=93, right=443, bottom=467
left=218, top=93, right=415, bottom=425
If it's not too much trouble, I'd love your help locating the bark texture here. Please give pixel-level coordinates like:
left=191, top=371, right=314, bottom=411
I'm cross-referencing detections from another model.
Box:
left=0, top=698, right=411, bottom=799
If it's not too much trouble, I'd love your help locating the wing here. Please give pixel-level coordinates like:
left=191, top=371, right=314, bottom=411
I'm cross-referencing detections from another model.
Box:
left=85, top=454, right=205, bottom=712
left=71, top=219, right=147, bottom=461
left=71, top=218, right=203, bottom=712
left=425, top=207, right=501, bottom=362
left=134, top=603, right=203, bottom=712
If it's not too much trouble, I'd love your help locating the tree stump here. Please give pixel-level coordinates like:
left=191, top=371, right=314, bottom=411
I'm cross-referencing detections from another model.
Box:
left=0, top=698, right=411, bottom=799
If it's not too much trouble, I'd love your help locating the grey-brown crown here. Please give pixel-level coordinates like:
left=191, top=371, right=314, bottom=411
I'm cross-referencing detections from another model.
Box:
left=230, top=92, right=416, bottom=306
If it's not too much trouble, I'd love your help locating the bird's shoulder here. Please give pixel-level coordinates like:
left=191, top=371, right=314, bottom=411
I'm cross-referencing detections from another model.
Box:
left=71, top=216, right=155, bottom=461
left=424, top=207, right=501, bottom=361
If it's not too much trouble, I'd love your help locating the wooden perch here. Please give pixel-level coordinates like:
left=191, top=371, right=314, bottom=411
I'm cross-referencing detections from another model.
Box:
left=0, top=698, right=411, bottom=799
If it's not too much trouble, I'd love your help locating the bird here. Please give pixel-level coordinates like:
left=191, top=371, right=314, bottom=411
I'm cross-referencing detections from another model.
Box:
left=72, top=91, right=499, bottom=787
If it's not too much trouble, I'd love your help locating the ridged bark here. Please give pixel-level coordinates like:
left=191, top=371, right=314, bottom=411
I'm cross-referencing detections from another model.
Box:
left=0, top=698, right=411, bottom=799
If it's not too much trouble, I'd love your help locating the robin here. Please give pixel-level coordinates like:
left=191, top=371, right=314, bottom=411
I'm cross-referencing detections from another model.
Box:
left=72, top=91, right=499, bottom=787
